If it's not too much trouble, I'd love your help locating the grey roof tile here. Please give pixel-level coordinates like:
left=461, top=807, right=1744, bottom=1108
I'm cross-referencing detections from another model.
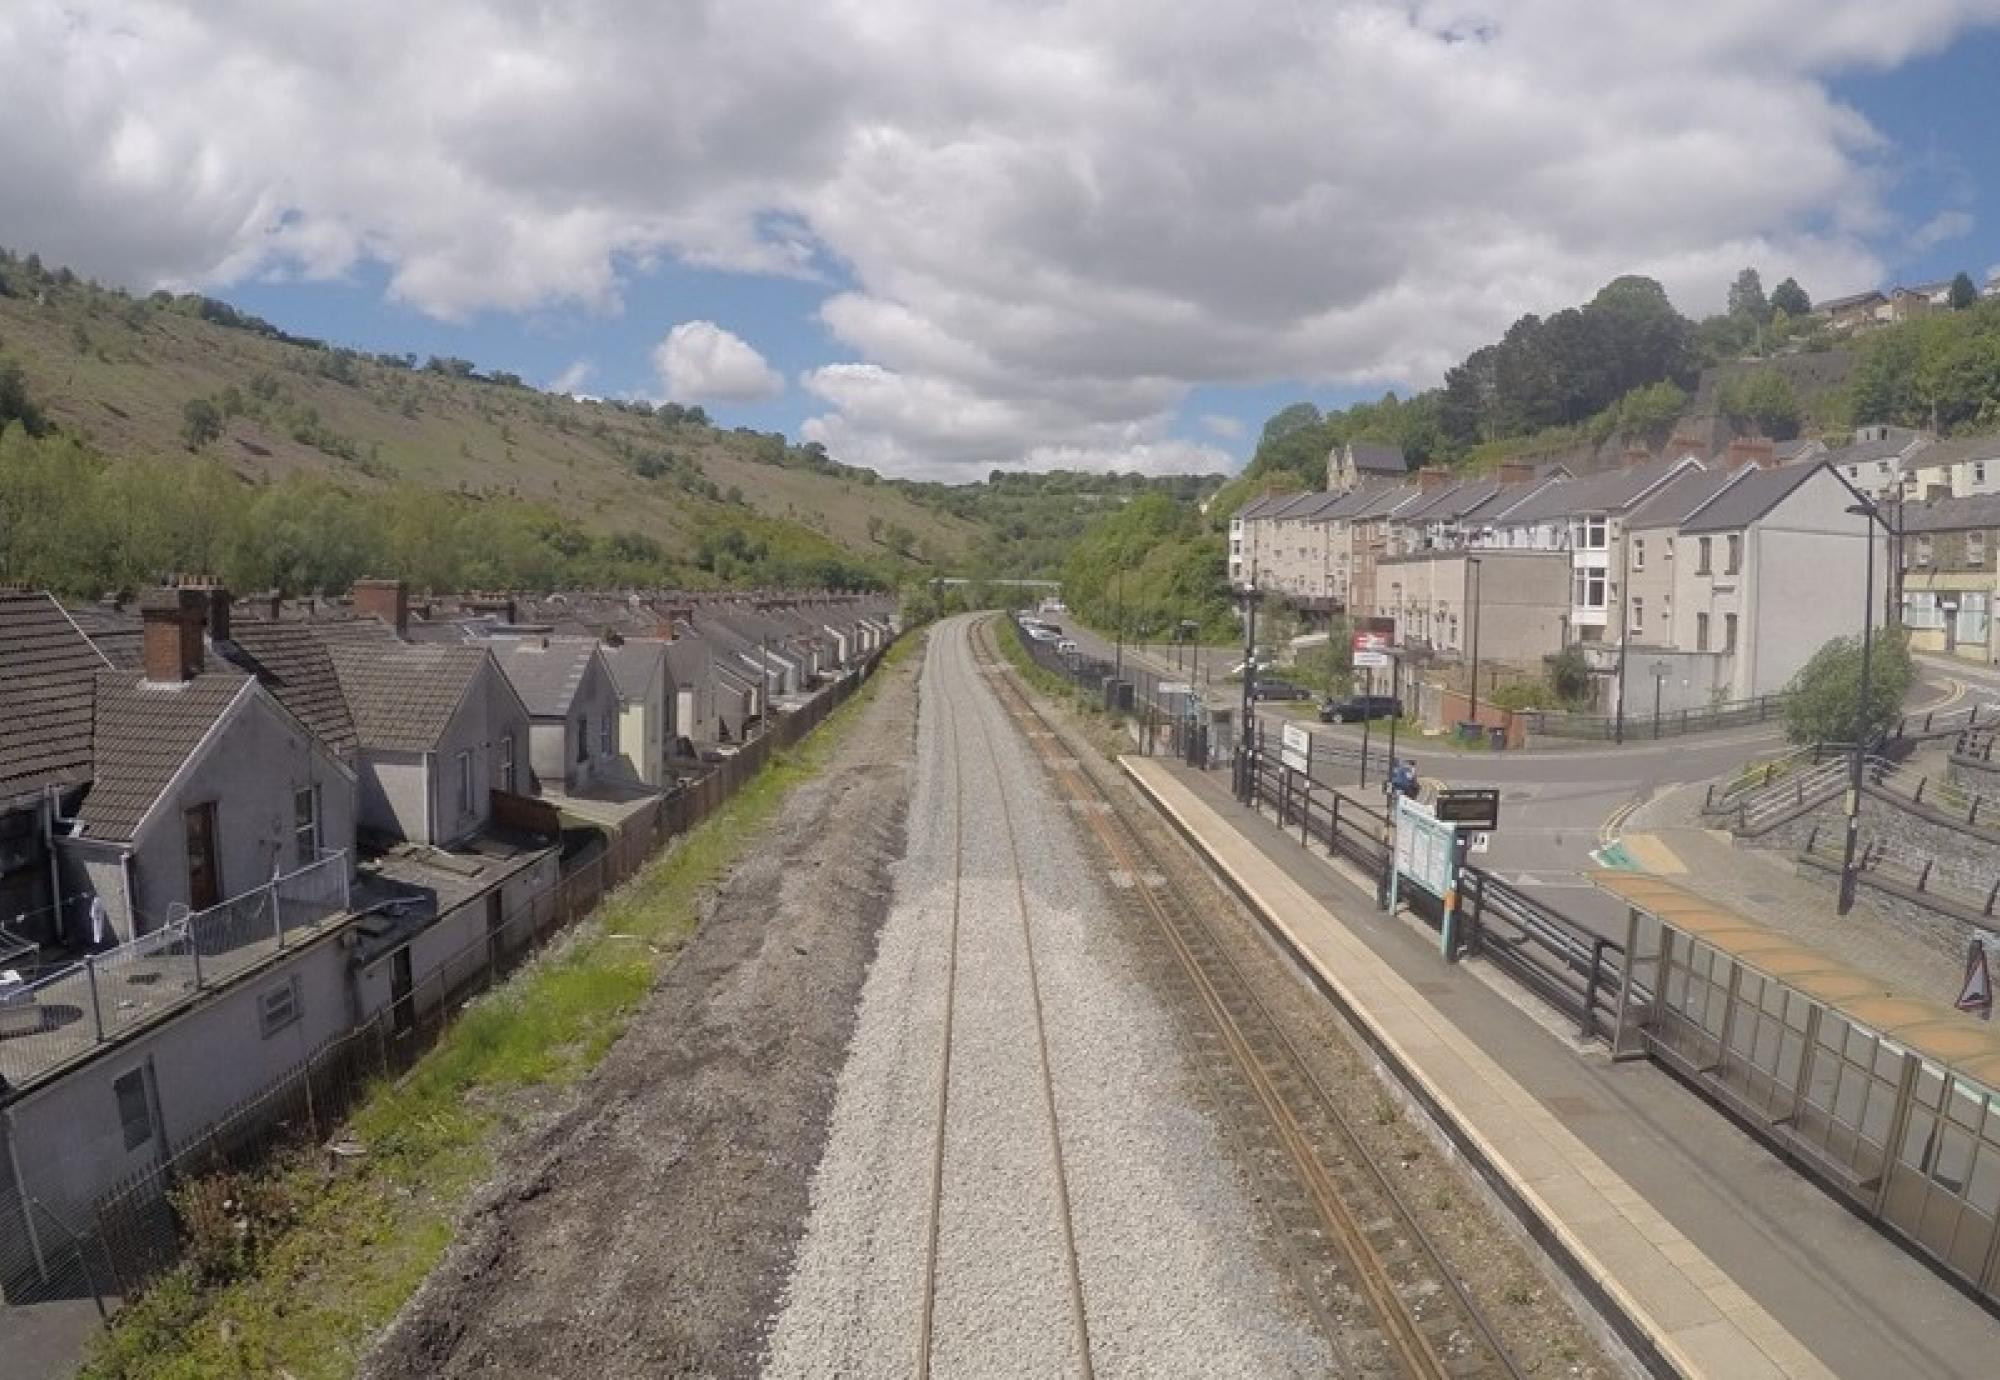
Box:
left=329, top=642, right=489, bottom=752
left=0, top=593, right=111, bottom=802
left=1679, top=463, right=1825, bottom=534
left=488, top=637, right=600, bottom=717
left=77, top=671, right=252, bottom=842
left=600, top=640, right=668, bottom=700
left=221, top=621, right=359, bottom=759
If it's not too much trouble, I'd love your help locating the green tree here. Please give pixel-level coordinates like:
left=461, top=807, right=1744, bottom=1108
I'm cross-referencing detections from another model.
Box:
left=1719, top=370, right=1802, bottom=440
left=1727, top=268, right=1770, bottom=324
left=1783, top=630, right=1914, bottom=745
left=1950, top=271, right=1979, bottom=311
left=180, top=396, right=223, bottom=451
left=0, top=357, right=46, bottom=435
left=1770, top=277, right=1812, bottom=318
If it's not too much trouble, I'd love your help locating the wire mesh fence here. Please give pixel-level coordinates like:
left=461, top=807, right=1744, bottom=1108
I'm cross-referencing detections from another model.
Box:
left=0, top=649, right=888, bottom=1328
left=1005, top=618, right=1225, bottom=770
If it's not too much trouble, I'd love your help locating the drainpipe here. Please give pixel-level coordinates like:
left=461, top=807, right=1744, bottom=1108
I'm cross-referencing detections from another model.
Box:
left=118, top=850, right=136, bottom=943
left=41, top=787, right=61, bottom=946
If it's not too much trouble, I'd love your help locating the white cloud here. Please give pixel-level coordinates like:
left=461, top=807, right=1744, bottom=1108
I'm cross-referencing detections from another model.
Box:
left=4, top=1, right=1999, bottom=476
left=1909, top=208, right=1975, bottom=254
left=1201, top=414, right=1245, bottom=441
left=550, top=359, right=594, bottom=396
left=652, top=321, right=784, bottom=403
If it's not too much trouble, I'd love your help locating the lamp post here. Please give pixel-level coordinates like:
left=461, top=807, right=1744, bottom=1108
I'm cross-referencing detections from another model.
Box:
left=1113, top=570, right=1125, bottom=685
left=1838, top=499, right=1882, bottom=916
left=1239, top=582, right=1260, bottom=802
left=1613, top=520, right=1633, bottom=744
left=1466, top=557, right=1485, bottom=728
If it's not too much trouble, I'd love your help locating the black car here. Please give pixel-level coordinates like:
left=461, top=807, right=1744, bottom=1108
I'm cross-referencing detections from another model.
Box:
left=1248, top=678, right=1307, bottom=702
left=1320, top=693, right=1402, bottom=723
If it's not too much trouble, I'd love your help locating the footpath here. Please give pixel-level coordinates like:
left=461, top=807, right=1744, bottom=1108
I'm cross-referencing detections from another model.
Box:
left=1124, top=757, right=1999, bottom=1380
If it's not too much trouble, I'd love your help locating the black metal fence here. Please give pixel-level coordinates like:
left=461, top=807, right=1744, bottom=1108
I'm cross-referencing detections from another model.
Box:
left=1236, top=739, right=1630, bottom=1044
left=1009, top=619, right=1219, bottom=769
left=1521, top=693, right=1786, bottom=742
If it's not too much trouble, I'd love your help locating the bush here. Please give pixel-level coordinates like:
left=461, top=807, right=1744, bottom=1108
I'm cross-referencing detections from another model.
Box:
left=1783, top=630, right=1913, bottom=745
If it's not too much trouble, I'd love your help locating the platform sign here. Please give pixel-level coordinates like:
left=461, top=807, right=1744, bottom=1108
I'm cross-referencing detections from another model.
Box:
left=1434, top=787, right=1501, bottom=831
left=1352, top=629, right=1391, bottom=670
left=1281, top=721, right=1312, bottom=774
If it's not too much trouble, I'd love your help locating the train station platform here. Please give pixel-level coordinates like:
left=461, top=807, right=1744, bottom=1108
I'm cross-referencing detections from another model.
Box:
left=1121, top=756, right=1999, bottom=1380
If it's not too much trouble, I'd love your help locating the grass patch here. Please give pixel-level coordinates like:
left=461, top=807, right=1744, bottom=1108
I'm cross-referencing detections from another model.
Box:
left=995, top=619, right=1110, bottom=720
left=80, top=637, right=919, bottom=1380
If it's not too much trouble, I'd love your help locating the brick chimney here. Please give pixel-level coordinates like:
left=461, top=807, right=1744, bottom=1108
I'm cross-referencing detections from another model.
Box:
left=1496, top=462, right=1534, bottom=486
left=1724, top=436, right=1776, bottom=470
left=351, top=578, right=409, bottom=637
left=1418, top=465, right=1452, bottom=494
left=140, top=587, right=206, bottom=683
left=204, top=585, right=232, bottom=642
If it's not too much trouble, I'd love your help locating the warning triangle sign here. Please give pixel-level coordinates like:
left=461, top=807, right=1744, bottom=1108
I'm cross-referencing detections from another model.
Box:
left=1957, top=938, right=1993, bottom=1020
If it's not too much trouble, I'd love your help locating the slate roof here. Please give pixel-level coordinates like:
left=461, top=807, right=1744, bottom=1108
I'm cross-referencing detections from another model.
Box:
left=0, top=593, right=112, bottom=804
left=600, top=639, right=669, bottom=701
left=1816, top=289, right=1887, bottom=313
left=329, top=642, right=490, bottom=752
left=1626, top=466, right=1751, bottom=530
left=221, top=621, right=359, bottom=759
left=1679, top=463, right=1825, bottom=534
left=77, top=671, right=253, bottom=842
left=663, top=636, right=712, bottom=689
left=1902, top=494, right=2000, bottom=535
left=487, top=637, right=600, bottom=717
left=1824, top=434, right=1925, bottom=469
left=306, top=616, right=401, bottom=647
left=1902, top=433, right=2000, bottom=471
left=1493, top=456, right=1699, bottom=525
left=62, top=603, right=145, bottom=671
left=1349, top=441, right=1408, bottom=475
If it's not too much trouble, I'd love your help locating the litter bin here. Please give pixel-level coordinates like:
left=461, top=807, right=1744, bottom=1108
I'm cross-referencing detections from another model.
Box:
left=1455, top=721, right=1480, bottom=744
left=1487, top=726, right=1507, bottom=751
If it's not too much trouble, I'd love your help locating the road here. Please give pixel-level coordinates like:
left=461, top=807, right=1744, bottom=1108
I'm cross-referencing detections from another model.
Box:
left=1054, top=614, right=1978, bottom=938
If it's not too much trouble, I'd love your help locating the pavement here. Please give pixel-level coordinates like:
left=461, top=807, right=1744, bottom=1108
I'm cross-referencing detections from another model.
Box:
left=1124, top=755, right=2000, bottom=1380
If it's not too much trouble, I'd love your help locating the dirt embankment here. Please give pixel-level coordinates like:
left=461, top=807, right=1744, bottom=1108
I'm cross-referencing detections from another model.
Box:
left=361, top=652, right=920, bottom=1380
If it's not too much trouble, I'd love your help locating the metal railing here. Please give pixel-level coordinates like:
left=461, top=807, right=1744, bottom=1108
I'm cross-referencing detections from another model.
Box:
left=1723, top=756, right=1854, bottom=834
left=1892, top=699, right=2000, bottom=742
left=1238, top=741, right=1629, bottom=1043
left=1522, top=693, right=1787, bottom=742
left=1009, top=618, right=1220, bottom=768
left=1702, top=743, right=1845, bottom=813
left=0, top=852, right=352, bottom=1092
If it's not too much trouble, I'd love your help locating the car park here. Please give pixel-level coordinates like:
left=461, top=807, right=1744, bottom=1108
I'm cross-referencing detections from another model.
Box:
left=1320, top=693, right=1403, bottom=723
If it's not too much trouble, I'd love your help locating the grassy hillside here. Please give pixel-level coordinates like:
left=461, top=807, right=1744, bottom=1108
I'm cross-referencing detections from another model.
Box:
left=0, top=257, right=975, bottom=578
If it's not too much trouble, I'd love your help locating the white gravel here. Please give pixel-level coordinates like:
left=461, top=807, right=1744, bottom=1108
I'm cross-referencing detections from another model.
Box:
left=762, top=618, right=1332, bottom=1378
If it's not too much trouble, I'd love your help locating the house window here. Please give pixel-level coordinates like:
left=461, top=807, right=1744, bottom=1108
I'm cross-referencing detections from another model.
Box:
left=259, top=976, right=302, bottom=1037
left=1696, top=613, right=1711, bottom=651
left=292, top=786, right=320, bottom=868
left=1724, top=614, right=1738, bottom=653
left=1696, top=537, right=1713, bottom=574
left=1916, top=535, right=1934, bottom=566
left=576, top=716, right=589, bottom=763
left=1569, top=516, right=1607, bottom=550
left=1905, top=592, right=1945, bottom=630
left=1571, top=566, right=1607, bottom=609
left=1725, top=534, right=1741, bottom=575
left=500, top=734, right=516, bottom=793
left=1633, top=538, right=1645, bottom=571
left=1664, top=537, right=1674, bottom=561
left=1970, top=531, right=1988, bottom=569
left=457, top=750, right=474, bottom=815
left=600, top=716, right=613, bottom=756
left=1977, top=462, right=1988, bottom=485
left=1631, top=598, right=1644, bottom=635
left=114, top=1068, right=152, bottom=1152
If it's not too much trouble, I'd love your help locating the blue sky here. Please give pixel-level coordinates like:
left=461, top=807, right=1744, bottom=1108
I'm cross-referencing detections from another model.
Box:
left=6, top=3, right=2000, bottom=481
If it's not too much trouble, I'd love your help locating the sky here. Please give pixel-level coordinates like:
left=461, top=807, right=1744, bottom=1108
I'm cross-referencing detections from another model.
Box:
left=4, top=3, right=2000, bottom=483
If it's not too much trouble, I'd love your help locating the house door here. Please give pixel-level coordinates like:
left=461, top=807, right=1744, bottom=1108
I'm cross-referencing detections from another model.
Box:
left=184, top=803, right=220, bottom=911
left=391, top=947, right=414, bottom=1036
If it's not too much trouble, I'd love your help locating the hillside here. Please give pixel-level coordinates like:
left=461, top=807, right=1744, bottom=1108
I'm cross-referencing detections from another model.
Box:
left=0, top=253, right=975, bottom=590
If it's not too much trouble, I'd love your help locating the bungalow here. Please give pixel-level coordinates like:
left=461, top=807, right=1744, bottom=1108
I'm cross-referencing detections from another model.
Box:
left=599, top=639, right=673, bottom=787
left=486, top=637, right=628, bottom=797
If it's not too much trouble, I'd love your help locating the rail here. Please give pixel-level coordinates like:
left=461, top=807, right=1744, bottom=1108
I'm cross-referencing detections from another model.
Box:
left=1702, top=742, right=1845, bottom=813
left=1458, top=868, right=1632, bottom=1041
left=1723, top=756, right=1854, bottom=834
left=1892, top=699, right=2000, bottom=742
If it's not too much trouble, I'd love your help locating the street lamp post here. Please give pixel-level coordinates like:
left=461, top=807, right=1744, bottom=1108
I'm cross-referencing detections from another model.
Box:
left=1466, top=557, right=1485, bottom=729
left=1614, top=521, right=1633, bottom=745
left=1238, top=583, right=1260, bottom=802
left=1838, top=499, right=1881, bottom=916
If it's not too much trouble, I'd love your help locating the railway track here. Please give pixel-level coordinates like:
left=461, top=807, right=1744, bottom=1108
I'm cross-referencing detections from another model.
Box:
left=917, top=630, right=1094, bottom=1379
left=978, top=617, right=1525, bottom=1380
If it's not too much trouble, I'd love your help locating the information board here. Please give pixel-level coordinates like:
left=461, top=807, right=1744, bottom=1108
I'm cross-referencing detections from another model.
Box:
left=1433, top=787, right=1501, bottom=830
left=1392, top=795, right=1457, bottom=898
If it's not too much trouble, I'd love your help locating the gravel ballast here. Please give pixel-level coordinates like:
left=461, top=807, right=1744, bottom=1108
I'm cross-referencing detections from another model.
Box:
left=763, top=617, right=1331, bottom=1377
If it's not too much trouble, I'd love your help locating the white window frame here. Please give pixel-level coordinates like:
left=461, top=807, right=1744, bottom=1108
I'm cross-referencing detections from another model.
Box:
left=259, top=976, right=303, bottom=1038
left=1572, top=566, right=1607, bottom=610
left=457, top=749, right=474, bottom=815
left=1724, top=613, right=1738, bottom=654
left=1697, top=536, right=1713, bottom=574
left=1726, top=534, right=1742, bottom=575
left=1631, top=597, right=1644, bottom=634
left=1970, top=531, right=1988, bottom=569
left=499, top=734, right=516, bottom=793
left=1633, top=538, right=1645, bottom=571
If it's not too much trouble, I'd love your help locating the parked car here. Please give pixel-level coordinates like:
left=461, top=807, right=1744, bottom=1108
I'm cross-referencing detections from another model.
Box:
left=1027, top=627, right=1060, bottom=643
left=1056, top=638, right=1078, bottom=655
left=1248, top=678, right=1307, bottom=702
left=1320, top=693, right=1403, bottom=723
